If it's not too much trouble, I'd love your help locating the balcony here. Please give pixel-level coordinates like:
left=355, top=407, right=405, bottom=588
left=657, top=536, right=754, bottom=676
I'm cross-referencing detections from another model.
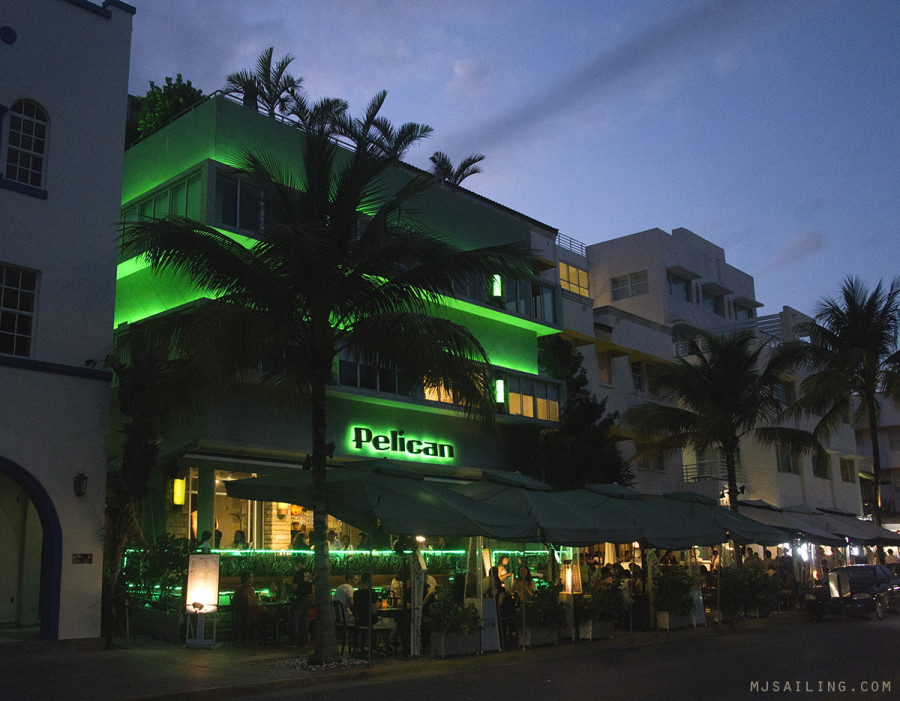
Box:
left=682, top=457, right=745, bottom=483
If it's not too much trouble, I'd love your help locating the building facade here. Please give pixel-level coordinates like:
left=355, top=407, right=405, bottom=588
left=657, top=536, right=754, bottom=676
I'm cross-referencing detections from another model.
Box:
left=0, top=0, right=134, bottom=640
left=114, top=95, right=567, bottom=549
left=558, top=227, right=865, bottom=516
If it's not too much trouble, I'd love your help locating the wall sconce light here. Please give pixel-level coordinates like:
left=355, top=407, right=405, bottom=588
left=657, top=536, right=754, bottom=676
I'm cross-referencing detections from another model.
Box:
left=74, top=472, right=88, bottom=497
left=173, top=478, right=186, bottom=506
left=276, top=502, right=289, bottom=519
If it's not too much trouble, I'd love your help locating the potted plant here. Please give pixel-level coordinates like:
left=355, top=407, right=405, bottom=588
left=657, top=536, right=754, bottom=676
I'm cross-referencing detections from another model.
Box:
left=426, top=588, right=482, bottom=657
left=743, top=566, right=778, bottom=618
left=521, top=583, right=566, bottom=647
left=653, top=566, right=695, bottom=631
left=578, top=578, right=626, bottom=640
left=709, top=566, right=746, bottom=624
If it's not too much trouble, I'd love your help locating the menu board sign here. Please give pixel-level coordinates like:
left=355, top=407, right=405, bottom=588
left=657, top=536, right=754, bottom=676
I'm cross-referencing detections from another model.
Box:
left=185, top=554, right=220, bottom=613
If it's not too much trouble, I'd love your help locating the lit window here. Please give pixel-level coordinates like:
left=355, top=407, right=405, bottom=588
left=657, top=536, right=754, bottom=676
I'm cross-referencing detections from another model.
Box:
left=506, top=375, right=560, bottom=422
left=0, top=263, right=37, bottom=358
left=596, top=351, right=612, bottom=385
left=839, top=458, right=856, bottom=483
left=559, top=262, right=589, bottom=297
left=611, top=271, right=648, bottom=301
left=424, top=381, right=455, bottom=405
left=5, top=101, right=49, bottom=189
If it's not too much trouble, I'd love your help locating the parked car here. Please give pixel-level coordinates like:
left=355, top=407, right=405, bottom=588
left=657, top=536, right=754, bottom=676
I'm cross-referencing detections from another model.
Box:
left=805, top=565, right=900, bottom=621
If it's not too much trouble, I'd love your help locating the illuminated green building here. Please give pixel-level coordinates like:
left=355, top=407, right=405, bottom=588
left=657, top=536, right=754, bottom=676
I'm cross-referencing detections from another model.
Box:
left=115, top=95, right=570, bottom=548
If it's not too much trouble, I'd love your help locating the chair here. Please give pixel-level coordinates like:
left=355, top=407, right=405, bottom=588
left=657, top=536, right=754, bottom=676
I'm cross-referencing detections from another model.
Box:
left=332, top=600, right=350, bottom=655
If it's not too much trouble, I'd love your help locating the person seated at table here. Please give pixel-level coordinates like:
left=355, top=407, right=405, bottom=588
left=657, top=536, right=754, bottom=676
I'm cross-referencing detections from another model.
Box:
left=232, top=530, right=249, bottom=550
left=354, top=572, right=397, bottom=652
left=390, top=570, right=404, bottom=605
left=289, top=559, right=313, bottom=647
left=333, top=573, right=357, bottom=623
left=512, top=565, right=536, bottom=600
left=290, top=529, right=308, bottom=550
left=233, top=571, right=263, bottom=621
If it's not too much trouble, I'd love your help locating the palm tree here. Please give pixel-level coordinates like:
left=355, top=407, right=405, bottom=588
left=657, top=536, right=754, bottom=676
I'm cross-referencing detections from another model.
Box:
left=224, top=46, right=303, bottom=117
left=622, top=330, right=820, bottom=513
left=429, top=150, right=486, bottom=185
left=795, top=276, right=900, bottom=528
left=120, top=92, right=534, bottom=662
left=103, top=318, right=214, bottom=644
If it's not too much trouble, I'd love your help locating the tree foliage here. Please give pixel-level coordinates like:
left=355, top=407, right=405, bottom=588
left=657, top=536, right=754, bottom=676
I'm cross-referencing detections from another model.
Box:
left=623, top=330, right=819, bottom=511
left=134, top=74, right=204, bottom=141
left=795, top=275, right=900, bottom=527
left=224, top=46, right=302, bottom=117
left=508, top=335, right=633, bottom=489
left=429, top=151, right=486, bottom=186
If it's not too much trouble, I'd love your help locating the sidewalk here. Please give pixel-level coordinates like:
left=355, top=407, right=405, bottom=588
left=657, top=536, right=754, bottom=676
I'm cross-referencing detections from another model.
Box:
left=0, top=612, right=805, bottom=700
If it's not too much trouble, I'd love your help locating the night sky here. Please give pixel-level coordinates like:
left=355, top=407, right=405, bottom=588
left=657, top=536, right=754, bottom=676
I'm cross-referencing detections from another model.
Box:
left=125, top=0, right=900, bottom=318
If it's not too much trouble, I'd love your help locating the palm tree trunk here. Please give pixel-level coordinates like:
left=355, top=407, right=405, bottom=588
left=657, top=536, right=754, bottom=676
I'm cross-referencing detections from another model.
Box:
left=867, top=396, right=883, bottom=528
left=309, top=378, right=340, bottom=663
left=725, top=447, right=740, bottom=513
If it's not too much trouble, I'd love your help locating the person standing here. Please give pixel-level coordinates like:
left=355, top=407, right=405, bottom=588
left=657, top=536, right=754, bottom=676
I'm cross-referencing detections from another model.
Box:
left=333, top=573, right=357, bottom=623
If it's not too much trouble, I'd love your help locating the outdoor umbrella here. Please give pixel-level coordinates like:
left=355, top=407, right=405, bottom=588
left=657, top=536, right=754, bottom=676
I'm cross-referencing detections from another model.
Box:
left=583, top=484, right=726, bottom=549
left=662, top=492, right=788, bottom=546
left=737, top=500, right=845, bottom=546
left=224, top=460, right=537, bottom=539
left=450, top=480, right=643, bottom=546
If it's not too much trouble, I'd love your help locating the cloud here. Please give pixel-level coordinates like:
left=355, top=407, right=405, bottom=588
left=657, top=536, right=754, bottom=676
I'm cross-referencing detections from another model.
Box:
left=771, top=230, right=824, bottom=268
left=447, top=1, right=809, bottom=152
left=446, top=58, right=493, bottom=99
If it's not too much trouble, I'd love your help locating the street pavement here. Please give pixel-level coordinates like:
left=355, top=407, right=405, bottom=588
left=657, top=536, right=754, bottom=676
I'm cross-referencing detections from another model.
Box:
left=0, top=611, right=870, bottom=700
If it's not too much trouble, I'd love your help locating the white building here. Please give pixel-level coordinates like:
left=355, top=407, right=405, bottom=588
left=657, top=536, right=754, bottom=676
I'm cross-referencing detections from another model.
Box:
left=0, top=0, right=134, bottom=640
left=556, top=227, right=865, bottom=515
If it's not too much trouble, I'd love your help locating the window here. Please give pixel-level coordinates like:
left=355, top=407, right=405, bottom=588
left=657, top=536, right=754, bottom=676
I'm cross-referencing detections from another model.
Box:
left=701, top=287, right=725, bottom=316
left=0, top=263, right=37, bottom=358
left=337, top=352, right=411, bottom=397
left=122, top=174, right=202, bottom=226
left=813, top=453, right=831, bottom=480
left=734, top=303, right=754, bottom=321
left=596, top=351, right=612, bottom=385
left=631, top=362, right=644, bottom=392
left=611, top=270, right=648, bottom=301
left=496, top=277, right=557, bottom=324
left=839, top=458, right=856, bottom=483
left=636, top=453, right=665, bottom=472
left=5, top=101, right=48, bottom=189
left=776, top=446, right=800, bottom=475
left=889, top=429, right=900, bottom=451
left=215, top=173, right=261, bottom=231
left=667, top=272, right=692, bottom=302
left=506, top=375, right=560, bottom=422
left=424, top=381, right=456, bottom=405
left=559, top=262, right=589, bottom=297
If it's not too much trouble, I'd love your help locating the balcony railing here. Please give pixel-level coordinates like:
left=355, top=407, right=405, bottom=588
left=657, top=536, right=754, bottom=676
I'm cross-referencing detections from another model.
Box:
left=555, top=233, right=586, bottom=257
left=682, top=458, right=745, bottom=483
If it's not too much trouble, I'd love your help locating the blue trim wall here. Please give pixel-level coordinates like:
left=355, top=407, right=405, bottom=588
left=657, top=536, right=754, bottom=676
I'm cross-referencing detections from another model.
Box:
left=0, top=456, right=62, bottom=640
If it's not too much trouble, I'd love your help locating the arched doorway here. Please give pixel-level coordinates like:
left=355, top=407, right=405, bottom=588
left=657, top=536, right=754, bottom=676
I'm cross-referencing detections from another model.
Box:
left=0, top=456, right=62, bottom=640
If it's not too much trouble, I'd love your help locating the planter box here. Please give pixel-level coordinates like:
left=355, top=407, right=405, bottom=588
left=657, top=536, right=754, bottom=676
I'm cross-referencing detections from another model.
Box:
left=522, top=625, right=559, bottom=648
left=746, top=605, right=771, bottom=619
left=130, top=605, right=185, bottom=643
left=656, top=611, right=693, bottom=631
left=430, top=631, right=480, bottom=658
left=579, top=618, right=614, bottom=641
left=708, top=609, right=739, bottom=625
